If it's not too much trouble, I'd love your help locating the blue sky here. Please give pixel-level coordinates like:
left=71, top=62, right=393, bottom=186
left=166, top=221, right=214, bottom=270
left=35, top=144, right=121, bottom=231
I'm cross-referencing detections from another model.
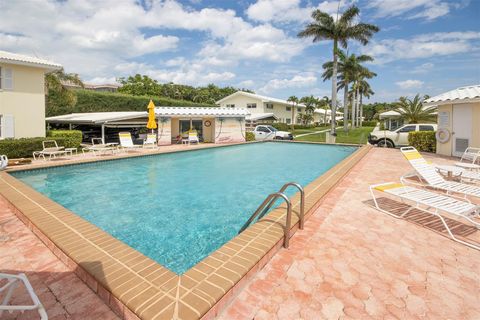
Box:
left=1, top=0, right=479, bottom=102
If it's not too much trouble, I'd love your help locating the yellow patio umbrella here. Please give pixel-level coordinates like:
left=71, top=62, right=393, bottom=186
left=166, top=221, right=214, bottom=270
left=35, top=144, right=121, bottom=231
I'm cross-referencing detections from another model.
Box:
left=146, top=100, right=157, bottom=133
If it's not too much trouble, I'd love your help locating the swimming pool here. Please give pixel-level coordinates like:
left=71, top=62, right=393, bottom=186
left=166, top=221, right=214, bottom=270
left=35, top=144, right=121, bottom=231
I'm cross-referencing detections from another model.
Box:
left=11, top=142, right=357, bottom=274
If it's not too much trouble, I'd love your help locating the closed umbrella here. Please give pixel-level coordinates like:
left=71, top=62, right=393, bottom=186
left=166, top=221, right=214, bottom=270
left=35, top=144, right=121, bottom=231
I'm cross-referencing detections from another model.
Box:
left=147, top=100, right=157, bottom=133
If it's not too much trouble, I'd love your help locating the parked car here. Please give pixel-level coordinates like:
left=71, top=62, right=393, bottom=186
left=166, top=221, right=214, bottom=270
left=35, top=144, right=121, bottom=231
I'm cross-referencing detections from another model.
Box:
left=253, top=125, right=293, bottom=140
left=368, top=123, right=437, bottom=148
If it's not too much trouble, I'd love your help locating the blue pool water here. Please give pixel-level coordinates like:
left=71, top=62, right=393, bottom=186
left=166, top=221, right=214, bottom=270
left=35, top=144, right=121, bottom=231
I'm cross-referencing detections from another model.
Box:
left=11, top=143, right=356, bottom=274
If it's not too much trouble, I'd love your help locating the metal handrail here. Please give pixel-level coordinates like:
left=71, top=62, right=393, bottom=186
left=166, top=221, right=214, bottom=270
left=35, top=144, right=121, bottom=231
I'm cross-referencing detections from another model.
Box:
left=238, top=192, right=293, bottom=248
left=263, top=182, right=305, bottom=230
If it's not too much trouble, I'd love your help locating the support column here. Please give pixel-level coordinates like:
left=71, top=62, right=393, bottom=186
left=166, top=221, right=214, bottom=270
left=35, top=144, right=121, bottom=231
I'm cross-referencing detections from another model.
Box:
left=101, top=124, right=105, bottom=143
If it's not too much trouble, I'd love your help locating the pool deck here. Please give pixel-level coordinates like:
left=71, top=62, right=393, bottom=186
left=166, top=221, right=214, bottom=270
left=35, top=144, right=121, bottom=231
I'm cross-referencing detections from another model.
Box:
left=1, top=146, right=479, bottom=319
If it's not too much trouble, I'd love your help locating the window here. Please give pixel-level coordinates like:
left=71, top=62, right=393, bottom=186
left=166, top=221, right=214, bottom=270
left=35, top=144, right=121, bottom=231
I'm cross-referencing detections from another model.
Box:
left=397, top=125, right=416, bottom=133
left=286, top=106, right=291, bottom=111
left=286, top=118, right=291, bottom=124
left=419, top=125, right=434, bottom=131
left=0, top=67, right=13, bottom=90
left=257, top=126, right=270, bottom=133
left=297, top=107, right=302, bottom=113
left=247, top=103, right=257, bottom=109
left=265, top=103, right=273, bottom=109
left=226, top=104, right=235, bottom=108
left=0, top=115, right=14, bottom=138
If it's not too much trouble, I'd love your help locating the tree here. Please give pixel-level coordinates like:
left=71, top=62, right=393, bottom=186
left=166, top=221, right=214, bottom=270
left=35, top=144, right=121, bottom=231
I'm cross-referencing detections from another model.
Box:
left=45, top=69, right=84, bottom=116
left=117, top=74, right=160, bottom=96
left=300, top=95, right=318, bottom=114
left=394, top=94, right=437, bottom=123
left=287, top=96, right=299, bottom=130
left=357, top=78, right=374, bottom=127
left=317, top=96, right=331, bottom=125
left=298, top=5, right=379, bottom=135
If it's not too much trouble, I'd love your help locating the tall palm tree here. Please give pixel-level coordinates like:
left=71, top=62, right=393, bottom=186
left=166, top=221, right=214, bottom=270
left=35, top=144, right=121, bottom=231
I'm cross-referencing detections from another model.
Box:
left=300, top=95, right=317, bottom=114
left=357, top=79, right=374, bottom=127
left=394, top=94, right=437, bottom=123
left=317, top=96, right=331, bottom=125
left=287, top=96, right=299, bottom=130
left=323, top=51, right=374, bottom=131
left=298, top=5, right=379, bottom=135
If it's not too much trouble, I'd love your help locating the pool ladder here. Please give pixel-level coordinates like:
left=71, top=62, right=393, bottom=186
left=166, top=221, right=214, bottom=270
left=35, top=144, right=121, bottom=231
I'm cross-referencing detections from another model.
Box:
left=238, top=182, right=305, bottom=249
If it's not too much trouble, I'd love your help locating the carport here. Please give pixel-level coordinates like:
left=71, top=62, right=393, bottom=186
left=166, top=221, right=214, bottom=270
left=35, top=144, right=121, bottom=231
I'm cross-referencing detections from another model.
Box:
left=46, top=112, right=148, bottom=143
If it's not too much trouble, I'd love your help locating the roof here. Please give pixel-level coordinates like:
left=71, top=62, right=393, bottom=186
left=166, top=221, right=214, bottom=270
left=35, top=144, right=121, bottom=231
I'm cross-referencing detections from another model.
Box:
left=216, top=91, right=306, bottom=107
left=154, top=107, right=249, bottom=117
left=424, top=85, right=480, bottom=106
left=246, top=113, right=278, bottom=121
left=46, top=112, right=147, bottom=124
left=314, top=108, right=343, bottom=115
left=379, top=110, right=401, bottom=119
left=0, top=50, right=62, bottom=71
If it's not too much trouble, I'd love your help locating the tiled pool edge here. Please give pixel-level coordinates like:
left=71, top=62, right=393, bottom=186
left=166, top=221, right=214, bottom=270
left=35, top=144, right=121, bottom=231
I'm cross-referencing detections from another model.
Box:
left=0, top=143, right=371, bottom=320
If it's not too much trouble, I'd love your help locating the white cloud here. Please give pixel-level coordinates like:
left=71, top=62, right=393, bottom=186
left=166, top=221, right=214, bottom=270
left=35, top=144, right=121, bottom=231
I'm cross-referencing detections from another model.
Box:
left=368, top=0, right=456, bottom=21
left=246, top=0, right=348, bottom=24
left=238, top=80, right=255, bottom=88
left=396, top=79, right=424, bottom=89
left=259, top=74, right=317, bottom=94
left=410, top=62, right=434, bottom=74
left=0, top=0, right=306, bottom=86
left=362, top=31, right=480, bottom=64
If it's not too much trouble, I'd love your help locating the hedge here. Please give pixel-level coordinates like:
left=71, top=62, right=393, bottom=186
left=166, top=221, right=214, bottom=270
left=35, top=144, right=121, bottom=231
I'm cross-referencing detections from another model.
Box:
left=270, top=123, right=321, bottom=131
left=0, top=137, right=68, bottom=158
left=408, top=131, right=436, bottom=153
left=245, top=131, right=255, bottom=141
left=47, top=130, right=83, bottom=148
left=47, top=90, right=215, bottom=116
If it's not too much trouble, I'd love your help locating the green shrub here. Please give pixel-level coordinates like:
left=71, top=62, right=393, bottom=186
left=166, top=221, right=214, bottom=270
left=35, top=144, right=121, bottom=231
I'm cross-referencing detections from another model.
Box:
left=47, top=130, right=83, bottom=148
left=47, top=89, right=215, bottom=116
left=362, top=120, right=378, bottom=127
left=408, top=131, right=436, bottom=153
left=0, top=137, right=69, bottom=158
left=269, top=123, right=318, bottom=131
left=245, top=131, right=255, bottom=141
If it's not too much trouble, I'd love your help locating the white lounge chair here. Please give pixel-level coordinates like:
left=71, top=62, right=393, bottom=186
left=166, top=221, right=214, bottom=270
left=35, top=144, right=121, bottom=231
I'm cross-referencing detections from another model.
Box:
left=143, top=133, right=158, bottom=149
left=188, top=131, right=199, bottom=145
left=455, top=147, right=480, bottom=170
left=400, top=146, right=480, bottom=199
left=370, top=182, right=480, bottom=250
left=0, top=155, right=8, bottom=170
left=33, top=140, right=68, bottom=160
left=82, top=138, right=117, bottom=156
left=119, top=132, right=141, bottom=152
left=0, top=273, right=48, bottom=319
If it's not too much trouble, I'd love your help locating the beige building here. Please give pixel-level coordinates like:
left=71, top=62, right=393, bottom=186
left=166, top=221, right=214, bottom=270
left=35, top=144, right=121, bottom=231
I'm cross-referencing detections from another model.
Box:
left=424, top=85, right=480, bottom=157
left=0, top=51, right=62, bottom=138
left=216, top=91, right=306, bottom=125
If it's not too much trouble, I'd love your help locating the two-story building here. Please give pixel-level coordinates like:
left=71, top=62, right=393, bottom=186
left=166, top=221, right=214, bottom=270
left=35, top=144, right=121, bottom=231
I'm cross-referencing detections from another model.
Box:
left=216, top=91, right=306, bottom=125
left=0, top=50, right=62, bottom=139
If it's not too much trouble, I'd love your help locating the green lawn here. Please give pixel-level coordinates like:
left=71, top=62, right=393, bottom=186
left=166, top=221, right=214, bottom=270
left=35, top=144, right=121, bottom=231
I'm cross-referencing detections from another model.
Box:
left=295, top=127, right=374, bottom=144
left=291, top=125, right=329, bottom=135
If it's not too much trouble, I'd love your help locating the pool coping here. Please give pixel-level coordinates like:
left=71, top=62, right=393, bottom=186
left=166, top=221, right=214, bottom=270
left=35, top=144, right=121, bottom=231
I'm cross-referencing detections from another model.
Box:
left=0, top=142, right=372, bottom=320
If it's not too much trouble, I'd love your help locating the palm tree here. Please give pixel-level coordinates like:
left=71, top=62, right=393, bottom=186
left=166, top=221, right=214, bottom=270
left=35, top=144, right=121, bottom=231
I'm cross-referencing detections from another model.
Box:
left=394, top=94, right=437, bottom=123
left=300, top=95, right=318, bottom=114
left=357, top=79, right=374, bottom=127
left=323, top=51, right=374, bottom=131
left=298, top=5, right=379, bottom=135
left=287, top=96, right=299, bottom=130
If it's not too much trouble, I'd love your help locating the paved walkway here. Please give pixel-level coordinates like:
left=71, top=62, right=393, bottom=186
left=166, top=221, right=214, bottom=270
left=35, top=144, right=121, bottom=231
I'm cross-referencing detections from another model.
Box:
left=220, top=147, right=480, bottom=319
left=0, top=197, right=119, bottom=320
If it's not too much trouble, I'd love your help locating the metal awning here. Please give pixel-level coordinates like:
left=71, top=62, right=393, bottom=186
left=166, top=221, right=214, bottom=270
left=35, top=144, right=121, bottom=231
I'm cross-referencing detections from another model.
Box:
left=246, top=113, right=278, bottom=121
left=46, top=112, right=147, bottom=125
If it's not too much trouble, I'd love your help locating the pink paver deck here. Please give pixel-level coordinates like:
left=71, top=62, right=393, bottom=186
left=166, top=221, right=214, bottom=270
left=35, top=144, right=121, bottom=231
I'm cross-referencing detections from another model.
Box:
left=220, top=147, right=480, bottom=320
left=0, top=195, right=120, bottom=320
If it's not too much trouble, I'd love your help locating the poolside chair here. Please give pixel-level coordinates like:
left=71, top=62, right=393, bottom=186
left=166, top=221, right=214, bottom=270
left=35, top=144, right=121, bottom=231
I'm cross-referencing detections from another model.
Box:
left=82, top=138, right=117, bottom=156
left=400, top=146, right=480, bottom=199
left=118, top=132, right=141, bottom=152
left=455, top=147, right=480, bottom=170
left=0, top=273, right=48, bottom=319
left=188, top=131, right=199, bottom=145
left=143, top=133, right=158, bottom=149
left=33, top=140, right=68, bottom=160
left=370, top=182, right=480, bottom=250
left=0, top=155, right=8, bottom=170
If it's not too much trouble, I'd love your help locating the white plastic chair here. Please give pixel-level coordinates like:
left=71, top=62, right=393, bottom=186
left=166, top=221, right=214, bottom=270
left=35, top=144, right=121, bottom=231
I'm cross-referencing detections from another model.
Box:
left=0, top=155, right=8, bottom=170
left=118, top=132, right=141, bottom=152
left=143, top=133, right=158, bottom=149
left=0, top=273, right=47, bottom=319
left=188, top=131, right=199, bottom=145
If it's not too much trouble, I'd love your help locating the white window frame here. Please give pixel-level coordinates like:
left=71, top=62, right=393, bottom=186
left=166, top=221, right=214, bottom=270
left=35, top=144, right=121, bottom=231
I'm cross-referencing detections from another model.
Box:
left=0, top=67, right=13, bottom=90
left=247, top=103, right=257, bottom=109
left=286, top=106, right=292, bottom=111
left=265, top=103, right=273, bottom=109
left=226, top=104, right=235, bottom=108
left=286, top=118, right=291, bottom=124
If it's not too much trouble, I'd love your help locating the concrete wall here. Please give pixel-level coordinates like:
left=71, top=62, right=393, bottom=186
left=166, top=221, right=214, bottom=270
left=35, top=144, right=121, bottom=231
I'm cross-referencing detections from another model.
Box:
left=436, top=102, right=480, bottom=156
left=0, top=64, right=47, bottom=138
left=218, top=94, right=304, bottom=124
left=214, top=118, right=246, bottom=143
left=203, top=118, right=214, bottom=143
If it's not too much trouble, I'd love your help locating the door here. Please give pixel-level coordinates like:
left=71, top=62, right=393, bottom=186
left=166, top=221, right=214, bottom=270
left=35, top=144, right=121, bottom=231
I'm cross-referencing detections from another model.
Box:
left=254, top=126, right=273, bottom=140
left=452, top=104, right=473, bottom=157
left=395, top=124, right=416, bottom=145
